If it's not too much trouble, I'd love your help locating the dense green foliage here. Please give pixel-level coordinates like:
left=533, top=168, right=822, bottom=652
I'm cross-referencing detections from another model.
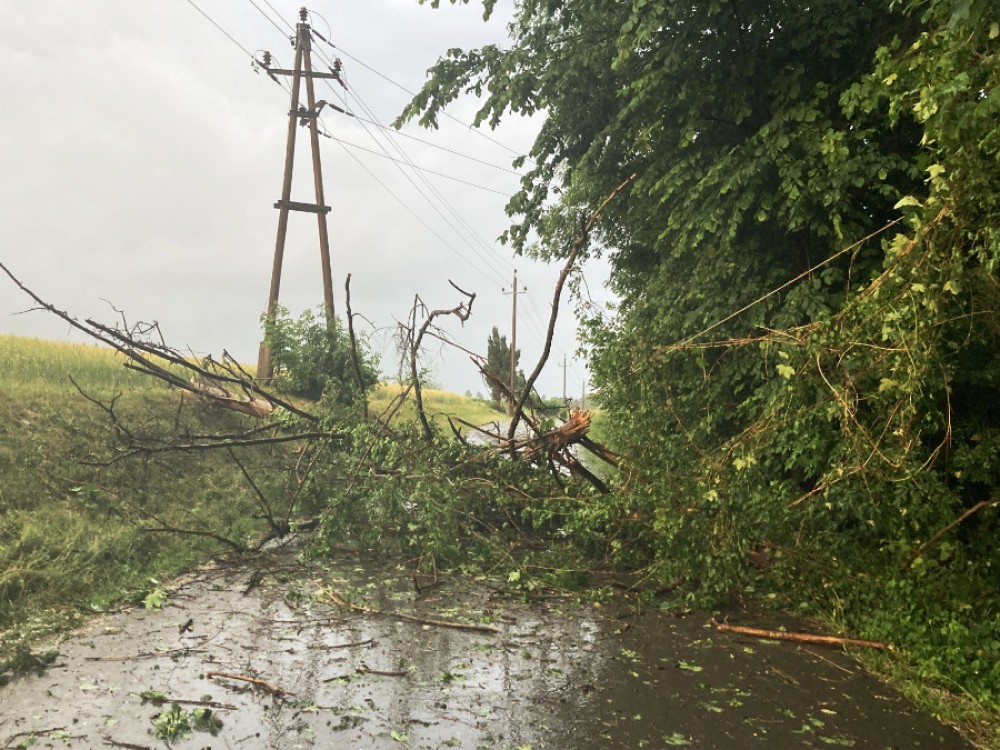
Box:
left=263, top=306, right=379, bottom=405
left=483, top=325, right=520, bottom=409
left=405, top=0, right=1000, bottom=710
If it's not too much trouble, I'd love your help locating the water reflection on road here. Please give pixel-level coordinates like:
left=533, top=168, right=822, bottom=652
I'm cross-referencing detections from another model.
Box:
left=0, top=544, right=971, bottom=749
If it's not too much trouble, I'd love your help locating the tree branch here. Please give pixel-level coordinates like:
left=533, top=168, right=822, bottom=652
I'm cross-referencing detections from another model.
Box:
left=901, top=499, right=999, bottom=572
left=507, top=173, right=637, bottom=443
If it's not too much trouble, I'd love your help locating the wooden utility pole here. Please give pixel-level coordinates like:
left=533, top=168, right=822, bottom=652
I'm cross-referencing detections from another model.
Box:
left=257, top=7, right=340, bottom=380
left=502, top=271, right=525, bottom=416
left=560, top=355, right=569, bottom=410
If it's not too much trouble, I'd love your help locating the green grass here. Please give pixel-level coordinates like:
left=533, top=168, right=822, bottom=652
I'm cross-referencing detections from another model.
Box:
left=368, top=383, right=506, bottom=430
left=0, top=335, right=265, bottom=675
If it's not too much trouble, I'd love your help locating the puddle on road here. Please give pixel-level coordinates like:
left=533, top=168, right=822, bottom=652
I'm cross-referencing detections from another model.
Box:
left=0, top=543, right=971, bottom=749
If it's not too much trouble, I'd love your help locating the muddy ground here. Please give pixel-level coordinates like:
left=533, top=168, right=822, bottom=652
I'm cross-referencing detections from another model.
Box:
left=0, top=540, right=972, bottom=749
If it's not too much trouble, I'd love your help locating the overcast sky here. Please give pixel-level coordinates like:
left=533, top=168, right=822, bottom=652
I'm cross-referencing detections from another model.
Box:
left=0, top=0, right=611, bottom=398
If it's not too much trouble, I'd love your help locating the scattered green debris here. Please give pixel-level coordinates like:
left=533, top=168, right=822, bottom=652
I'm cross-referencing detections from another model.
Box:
left=143, top=584, right=168, bottom=610
left=151, top=702, right=223, bottom=741
left=139, top=689, right=168, bottom=705
left=662, top=732, right=691, bottom=746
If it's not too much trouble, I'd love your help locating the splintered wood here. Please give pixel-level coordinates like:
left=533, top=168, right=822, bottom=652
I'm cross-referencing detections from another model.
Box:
left=522, top=408, right=593, bottom=462
left=452, top=407, right=618, bottom=493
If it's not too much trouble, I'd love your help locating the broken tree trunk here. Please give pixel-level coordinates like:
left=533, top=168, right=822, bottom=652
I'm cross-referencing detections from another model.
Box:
left=522, top=408, right=593, bottom=462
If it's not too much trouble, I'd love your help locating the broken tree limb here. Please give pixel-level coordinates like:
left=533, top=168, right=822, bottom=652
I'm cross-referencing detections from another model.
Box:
left=403, top=281, right=476, bottom=441
left=507, top=173, right=637, bottom=446
left=0, top=260, right=317, bottom=423
left=711, top=618, right=892, bottom=651
left=522, top=408, right=593, bottom=462
left=452, top=409, right=615, bottom=494
left=206, top=671, right=294, bottom=697
left=901, top=498, right=999, bottom=572
left=186, top=378, right=273, bottom=418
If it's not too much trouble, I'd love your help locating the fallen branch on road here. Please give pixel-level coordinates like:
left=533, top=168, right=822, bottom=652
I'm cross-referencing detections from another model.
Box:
left=711, top=618, right=892, bottom=651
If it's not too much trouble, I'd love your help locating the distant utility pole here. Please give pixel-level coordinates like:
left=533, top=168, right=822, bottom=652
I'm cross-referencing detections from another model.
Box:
left=256, top=6, right=341, bottom=380
left=502, top=271, right=526, bottom=416
left=559, top=354, right=569, bottom=410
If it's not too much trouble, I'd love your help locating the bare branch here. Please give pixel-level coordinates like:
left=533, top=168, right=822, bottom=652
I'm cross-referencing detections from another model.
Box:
left=507, top=173, right=637, bottom=443
left=407, top=282, right=477, bottom=441
left=901, top=499, right=999, bottom=572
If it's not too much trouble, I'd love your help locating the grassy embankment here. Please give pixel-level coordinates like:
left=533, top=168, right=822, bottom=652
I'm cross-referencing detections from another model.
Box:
left=368, top=382, right=505, bottom=430
left=0, top=335, right=269, bottom=674
left=0, top=336, right=506, bottom=676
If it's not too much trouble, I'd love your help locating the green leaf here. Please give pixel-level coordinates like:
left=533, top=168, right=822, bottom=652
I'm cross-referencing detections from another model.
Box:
left=776, top=364, right=796, bottom=379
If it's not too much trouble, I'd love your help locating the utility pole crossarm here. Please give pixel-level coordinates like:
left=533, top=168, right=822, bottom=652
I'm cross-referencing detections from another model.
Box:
left=273, top=199, right=331, bottom=214
left=264, top=68, right=341, bottom=79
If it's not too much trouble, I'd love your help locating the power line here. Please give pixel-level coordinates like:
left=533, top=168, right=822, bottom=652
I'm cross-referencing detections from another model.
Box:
left=261, top=0, right=295, bottom=31
left=345, top=82, right=514, bottom=281
left=331, top=79, right=520, bottom=281
left=317, top=132, right=513, bottom=196
left=307, top=42, right=514, bottom=285
left=313, top=34, right=528, bottom=160
left=244, top=0, right=289, bottom=37
left=330, top=139, right=508, bottom=289
left=183, top=0, right=257, bottom=59
left=328, top=110, right=523, bottom=175
left=183, top=0, right=294, bottom=97
left=339, top=81, right=513, bottom=284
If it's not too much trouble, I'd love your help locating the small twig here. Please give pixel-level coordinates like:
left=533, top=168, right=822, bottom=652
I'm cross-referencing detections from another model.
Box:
left=141, top=526, right=245, bottom=553
left=206, top=671, right=294, bottom=697
left=901, top=499, right=999, bottom=571
left=357, top=666, right=409, bottom=677
left=4, top=728, right=66, bottom=742
left=85, top=648, right=207, bottom=662
left=243, top=569, right=265, bottom=596
left=142, top=696, right=238, bottom=710
left=711, top=618, right=892, bottom=651
left=328, top=638, right=375, bottom=649
left=103, top=739, right=152, bottom=750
